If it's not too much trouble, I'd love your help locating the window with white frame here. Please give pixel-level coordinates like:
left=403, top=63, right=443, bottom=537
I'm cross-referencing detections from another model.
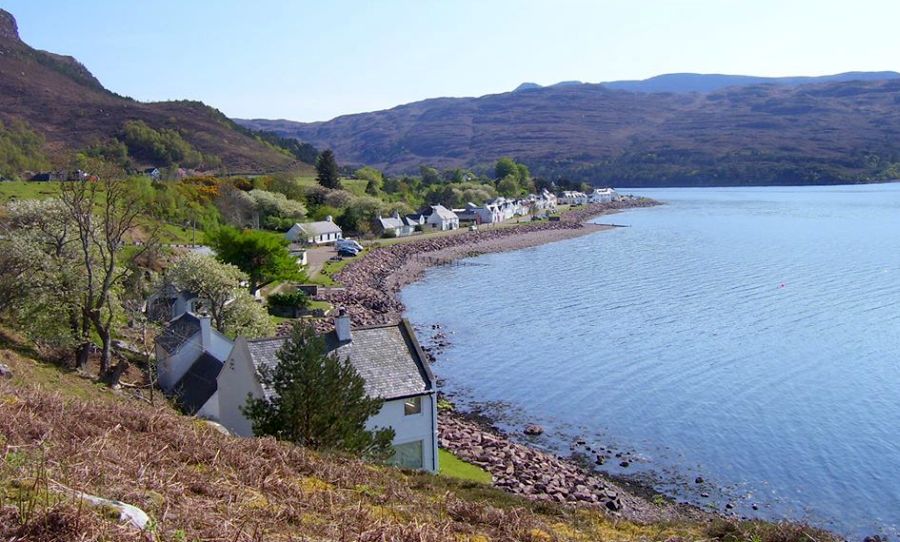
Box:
left=390, top=440, right=423, bottom=469
left=404, top=396, right=422, bottom=415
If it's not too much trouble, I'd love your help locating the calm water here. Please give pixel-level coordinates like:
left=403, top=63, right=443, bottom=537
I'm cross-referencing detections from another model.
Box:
left=402, top=185, right=900, bottom=538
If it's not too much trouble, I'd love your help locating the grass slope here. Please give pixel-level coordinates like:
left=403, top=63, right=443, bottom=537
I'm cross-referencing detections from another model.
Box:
left=0, top=333, right=838, bottom=541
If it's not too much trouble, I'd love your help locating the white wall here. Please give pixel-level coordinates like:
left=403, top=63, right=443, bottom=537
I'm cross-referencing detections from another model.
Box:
left=156, top=334, right=202, bottom=391
left=367, top=393, right=438, bottom=472
left=216, top=340, right=265, bottom=437
left=197, top=390, right=219, bottom=419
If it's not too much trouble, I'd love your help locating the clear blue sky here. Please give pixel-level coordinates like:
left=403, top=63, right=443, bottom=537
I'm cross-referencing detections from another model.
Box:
left=3, top=0, right=898, bottom=122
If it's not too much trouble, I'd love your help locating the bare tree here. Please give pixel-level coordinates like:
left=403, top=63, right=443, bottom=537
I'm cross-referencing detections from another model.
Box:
left=59, top=168, right=158, bottom=385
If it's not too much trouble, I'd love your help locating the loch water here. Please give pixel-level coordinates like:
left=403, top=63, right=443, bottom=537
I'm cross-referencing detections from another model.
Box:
left=401, top=185, right=900, bottom=539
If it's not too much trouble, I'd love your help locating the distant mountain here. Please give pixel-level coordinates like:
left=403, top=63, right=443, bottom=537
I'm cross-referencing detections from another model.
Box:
left=0, top=9, right=293, bottom=173
left=238, top=72, right=900, bottom=186
left=600, top=71, right=900, bottom=94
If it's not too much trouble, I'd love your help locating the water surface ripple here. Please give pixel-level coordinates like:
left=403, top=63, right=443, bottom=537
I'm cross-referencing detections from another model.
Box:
left=401, top=185, right=900, bottom=538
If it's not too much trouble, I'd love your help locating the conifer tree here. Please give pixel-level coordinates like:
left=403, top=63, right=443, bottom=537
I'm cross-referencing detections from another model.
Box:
left=242, top=321, right=395, bottom=458
left=315, top=149, right=342, bottom=189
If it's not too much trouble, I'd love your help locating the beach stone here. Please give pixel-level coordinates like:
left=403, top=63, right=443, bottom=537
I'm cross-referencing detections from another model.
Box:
left=523, top=423, right=544, bottom=436
left=700, top=492, right=710, bottom=498
left=0, top=364, right=11, bottom=378
left=694, top=476, right=704, bottom=484
left=619, top=461, right=630, bottom=468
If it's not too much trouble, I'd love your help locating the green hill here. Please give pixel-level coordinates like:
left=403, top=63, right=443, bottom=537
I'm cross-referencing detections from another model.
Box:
left=0, top=9, right=295, bottom=176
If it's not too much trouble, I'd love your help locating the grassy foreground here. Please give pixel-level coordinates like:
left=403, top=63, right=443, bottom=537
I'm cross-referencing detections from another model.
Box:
left=0, top=335, right=836, bottom=541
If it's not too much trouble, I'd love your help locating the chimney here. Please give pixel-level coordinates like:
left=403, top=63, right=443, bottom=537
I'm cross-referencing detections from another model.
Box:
left=199, top=316, right=212, bottom=350
left=392, top=210, right=401, bottom=219
left=325, top=215, right=333, bottom=222
left=334, top=307, right=352, bottom=342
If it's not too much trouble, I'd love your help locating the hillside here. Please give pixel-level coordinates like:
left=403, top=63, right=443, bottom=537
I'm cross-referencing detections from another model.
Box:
left=0, top=331, right=837, bottom=541
left=0, top=10, right=294, bottom=174
left=238, top=74, right=900, bottom=186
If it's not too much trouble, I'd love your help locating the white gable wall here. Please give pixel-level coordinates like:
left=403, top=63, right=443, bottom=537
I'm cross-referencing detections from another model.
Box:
left=367, top=392, right=438, bottom=472
left=216, top=339, right=266, bottom=437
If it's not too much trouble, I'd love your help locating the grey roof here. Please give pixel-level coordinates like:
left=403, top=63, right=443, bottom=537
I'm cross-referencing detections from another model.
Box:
left=246, top=320, right=433, bottom=401
left=427, top=205, right=458, bottom=220
left=298, top=220, right=342, bottom=236
left=157, top=312, right=201, bottom=353
left=173, top=352, right=223, bottom=415
left=376, top=215, right=404, bottom=230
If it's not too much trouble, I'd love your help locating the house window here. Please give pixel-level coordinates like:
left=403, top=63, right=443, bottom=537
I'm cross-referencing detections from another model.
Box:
left=390, top=440, right=423, bottom=469
left=404, top=396, right=422, bottom=415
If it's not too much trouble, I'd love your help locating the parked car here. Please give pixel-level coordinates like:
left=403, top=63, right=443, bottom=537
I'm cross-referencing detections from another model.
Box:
left=337, top=247, right=359, bottom=258
left=336, top=239, right=363, bottom=252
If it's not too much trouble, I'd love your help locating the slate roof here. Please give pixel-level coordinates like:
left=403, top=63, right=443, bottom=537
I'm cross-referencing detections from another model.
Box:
left=246, top=320, right=433, bottom=401
left=427, top=205, right=458, bottom=220
left=376, top=215, right=404, bottom=230
left=298, top=220, right=343, bottom=236
left=172, top=352, right=223, bottom=415
left=156, top=312, right=201, bottom=353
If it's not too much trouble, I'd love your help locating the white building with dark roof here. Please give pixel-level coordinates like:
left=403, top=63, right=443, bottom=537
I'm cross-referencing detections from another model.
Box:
left=214, top=311, right=439, bottom=472
left=373, top=211, right=416, bottom=238
left=285, top=217, right=343, bottom=245
left=154, top=311, right=233, bottom=418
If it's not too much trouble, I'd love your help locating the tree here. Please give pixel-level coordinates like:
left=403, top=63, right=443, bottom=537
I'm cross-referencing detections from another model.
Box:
left=166, top=253, right=244, bottom=331
left=419, top=166, right=441, bottom=186
left=495, top=157, right=519, bottom=180
left=242, top=321, right=394, bottom=458
left=497, top=174, right=521, bottom=197
left=58, top=167, right=157, bottom=385
left=206, top=226, right=303, bottom=293
left=315, top=149, right=342, bottom=189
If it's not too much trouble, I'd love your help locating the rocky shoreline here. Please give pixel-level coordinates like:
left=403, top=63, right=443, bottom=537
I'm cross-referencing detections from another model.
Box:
left=439, top=411, right=709, bottom=524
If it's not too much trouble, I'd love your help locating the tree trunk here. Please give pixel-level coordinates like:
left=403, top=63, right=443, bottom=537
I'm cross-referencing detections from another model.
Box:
left=101, top=358, right=129, bottom=388
left=97, top=323, right=112, bottom=376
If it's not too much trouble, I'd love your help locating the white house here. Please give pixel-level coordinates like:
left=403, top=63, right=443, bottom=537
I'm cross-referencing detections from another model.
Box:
left=423, top=205, right=459, bottom=231
left=559, top=191, right=588, bottom=205
left=453, top=202, right=502, bottom=225
left=285, top=217, right=343, bottom=245
left=214, top=311, right=439, bottom=472
left=588, top=188, right=619, bottom=203
left=155, top=312, right=233, bottom=418
left=373, top=211, right=416, bottom=238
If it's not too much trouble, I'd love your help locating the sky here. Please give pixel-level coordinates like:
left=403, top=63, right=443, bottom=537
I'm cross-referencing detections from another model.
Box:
left=3, top=0, right=899, bottom=122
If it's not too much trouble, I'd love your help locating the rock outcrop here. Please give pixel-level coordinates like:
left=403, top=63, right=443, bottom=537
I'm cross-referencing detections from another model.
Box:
left=0, top=10, right=18, bottom=42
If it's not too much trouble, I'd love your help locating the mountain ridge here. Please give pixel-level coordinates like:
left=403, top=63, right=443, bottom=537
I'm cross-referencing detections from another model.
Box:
left=236, top=72, right=900, bottom=186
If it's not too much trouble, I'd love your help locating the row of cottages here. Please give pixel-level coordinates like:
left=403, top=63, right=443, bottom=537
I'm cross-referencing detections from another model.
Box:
left=154, top=304, right=439, bottom=472
left=588, top=188, right=619, bottom=203
left=529, top=189, right=558, bottom=211
left=373, top=212, right=418, bottom=238
left=285, top=216, right=344, bottom=245
left=558, top=191, right=589, bottom=205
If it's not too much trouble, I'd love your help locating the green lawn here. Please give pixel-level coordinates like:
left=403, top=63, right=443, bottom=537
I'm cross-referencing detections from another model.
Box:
left=0, top=181, right=61, bottom=203
left=308, top=249, right=367, bottom=286
left=438, top=449, right=492, bottom=484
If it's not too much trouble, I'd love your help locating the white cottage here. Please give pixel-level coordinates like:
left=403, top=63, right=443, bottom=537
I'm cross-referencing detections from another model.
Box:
left=374, top=211, right=416, bottom=238
left=215, top=312, right=439, bottom=472
left=155, top=312, right=233, bottom=418
left=588, top=188, right=619, bottom=203
left=285, top=217, right=343, bottom=245
left=424, top=205, right=459, bottom=231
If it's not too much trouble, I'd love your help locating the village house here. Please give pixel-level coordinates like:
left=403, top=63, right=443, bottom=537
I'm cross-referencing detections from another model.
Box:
left=213, top=311, right=439, bottom=472
left=423, top=204, right=459, bottom=231
left=588, top=187, right=619, bottom=203
left=453, top=202, right=502, bottom=225
left=558, top=191, right=589, bottom=205
left=154, top=311, right=233, bottom=418
left=143, top=167, right=161, bottom=181
left=285, top=216, right=343, bottom=245
left=373, top=211, right=416, bottom=238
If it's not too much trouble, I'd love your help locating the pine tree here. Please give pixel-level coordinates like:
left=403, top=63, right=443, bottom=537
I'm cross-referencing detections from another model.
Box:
left=315, top=149, right=342, bottom=190
left=242, top=321, right=395, bottom=458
